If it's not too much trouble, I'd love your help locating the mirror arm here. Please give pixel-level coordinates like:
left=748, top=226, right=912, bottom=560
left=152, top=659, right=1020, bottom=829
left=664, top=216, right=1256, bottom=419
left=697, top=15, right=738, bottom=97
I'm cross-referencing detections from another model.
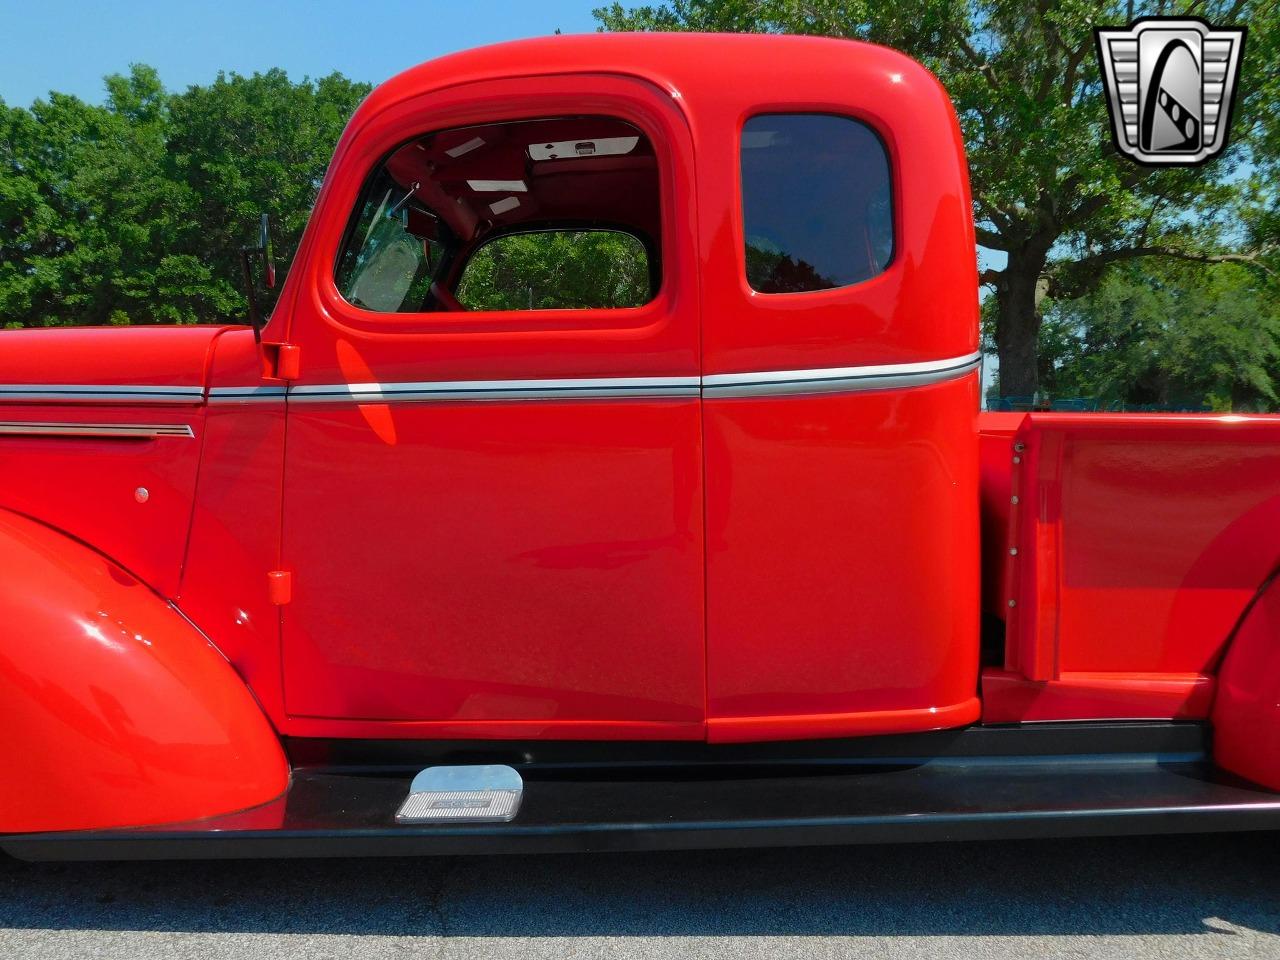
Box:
left=240, top=213, right=274, bottom=343
left=241, top=248, right=264, bottom=343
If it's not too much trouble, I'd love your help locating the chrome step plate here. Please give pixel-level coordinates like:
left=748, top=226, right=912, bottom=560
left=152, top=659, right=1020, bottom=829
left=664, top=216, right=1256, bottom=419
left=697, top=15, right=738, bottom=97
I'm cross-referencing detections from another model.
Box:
left=395, top=764, right=523, bottom=824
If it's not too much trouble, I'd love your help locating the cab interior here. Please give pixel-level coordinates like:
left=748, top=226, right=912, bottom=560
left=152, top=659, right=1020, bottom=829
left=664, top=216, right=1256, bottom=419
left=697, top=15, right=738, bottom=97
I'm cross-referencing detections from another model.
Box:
left=337, top=116, right=662, bottom=312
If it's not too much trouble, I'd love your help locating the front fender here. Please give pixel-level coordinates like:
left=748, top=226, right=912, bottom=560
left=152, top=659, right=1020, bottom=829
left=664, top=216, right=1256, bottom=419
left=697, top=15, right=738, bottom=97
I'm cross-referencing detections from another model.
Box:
left=0, top=509, right=288, bottom=833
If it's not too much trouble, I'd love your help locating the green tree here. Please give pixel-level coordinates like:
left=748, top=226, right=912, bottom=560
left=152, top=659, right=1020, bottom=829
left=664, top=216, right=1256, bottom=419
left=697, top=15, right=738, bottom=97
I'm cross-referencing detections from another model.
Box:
left=0, top=82, right=143, bottom=328
left=165, top=68, right=370, bottom=318
left=0, top=65, right=369, bottom=328
left=594, top=0, right=1279, bottom=398
left=457, top=230, right=652, bottom=310
left=1035, top=261, right=1280, bottom=410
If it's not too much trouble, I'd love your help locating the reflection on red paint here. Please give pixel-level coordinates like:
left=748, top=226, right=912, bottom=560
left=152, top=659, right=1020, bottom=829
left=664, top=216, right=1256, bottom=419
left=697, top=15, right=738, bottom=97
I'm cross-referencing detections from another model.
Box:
left=336, top=339, right=398, bottom=446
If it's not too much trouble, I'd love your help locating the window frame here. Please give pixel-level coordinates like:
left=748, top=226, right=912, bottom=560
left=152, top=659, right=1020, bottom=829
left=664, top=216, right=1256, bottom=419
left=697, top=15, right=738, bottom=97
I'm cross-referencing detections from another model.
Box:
left=334, top=170, right=457, bottom=313
left=737, top=110, right=897, bottom=297
left=324, top=111, right=669, bottom=331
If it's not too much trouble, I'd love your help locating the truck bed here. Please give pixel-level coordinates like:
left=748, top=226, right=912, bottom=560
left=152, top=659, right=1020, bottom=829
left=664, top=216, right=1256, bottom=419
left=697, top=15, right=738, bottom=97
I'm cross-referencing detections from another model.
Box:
left=978, top=411, right=1280, bottom=723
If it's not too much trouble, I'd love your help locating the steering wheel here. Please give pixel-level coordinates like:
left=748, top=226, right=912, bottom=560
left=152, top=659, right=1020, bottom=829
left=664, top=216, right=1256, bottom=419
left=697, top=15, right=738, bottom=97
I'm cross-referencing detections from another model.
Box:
left=429, top=281, right=468, bottom=312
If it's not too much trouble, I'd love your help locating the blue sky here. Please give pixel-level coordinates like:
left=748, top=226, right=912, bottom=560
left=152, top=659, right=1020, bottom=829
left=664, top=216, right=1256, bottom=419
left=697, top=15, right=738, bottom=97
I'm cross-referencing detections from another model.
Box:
left=0, top=0, right=601, bottom=107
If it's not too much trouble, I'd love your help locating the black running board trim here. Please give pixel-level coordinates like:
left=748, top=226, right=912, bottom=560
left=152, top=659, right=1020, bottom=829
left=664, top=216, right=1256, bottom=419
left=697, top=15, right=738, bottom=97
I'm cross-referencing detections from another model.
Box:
left=6, top=754, right=1279, bottom=861
left=282, top=720, right=1211, bottom=771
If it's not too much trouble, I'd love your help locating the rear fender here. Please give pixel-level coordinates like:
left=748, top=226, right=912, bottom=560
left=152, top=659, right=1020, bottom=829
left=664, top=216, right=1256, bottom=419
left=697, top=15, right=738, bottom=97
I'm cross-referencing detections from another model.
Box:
left=0, top=509, right=288, bottom=833
left=1212, top=566, right=1280, bottom=792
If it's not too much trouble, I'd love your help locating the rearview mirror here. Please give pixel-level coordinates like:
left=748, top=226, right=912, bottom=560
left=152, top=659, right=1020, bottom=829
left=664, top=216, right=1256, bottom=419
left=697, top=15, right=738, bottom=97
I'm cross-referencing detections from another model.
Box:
left=405, top=206, right=440, bottom=243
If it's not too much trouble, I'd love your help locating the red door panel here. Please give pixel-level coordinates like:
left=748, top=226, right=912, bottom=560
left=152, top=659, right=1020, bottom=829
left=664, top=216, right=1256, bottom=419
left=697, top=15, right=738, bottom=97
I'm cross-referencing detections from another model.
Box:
left=704, top=376, right=981, bottom=741
left=282, top=400, right=704, bottom=724
left=278, top=74, right=705, bottom=736
left=691, top=47, right=982, bottom=741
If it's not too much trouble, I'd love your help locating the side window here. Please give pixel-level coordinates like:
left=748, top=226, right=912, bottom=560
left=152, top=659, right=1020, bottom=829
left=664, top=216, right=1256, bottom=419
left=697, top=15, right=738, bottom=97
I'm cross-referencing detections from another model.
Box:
left=740, top=114, right=893, bottom=294
left=336, top=170, right=440, bottom=312
left=457, top=231, right=651, bottom=311
left=335, top=117, right=661, bottom=313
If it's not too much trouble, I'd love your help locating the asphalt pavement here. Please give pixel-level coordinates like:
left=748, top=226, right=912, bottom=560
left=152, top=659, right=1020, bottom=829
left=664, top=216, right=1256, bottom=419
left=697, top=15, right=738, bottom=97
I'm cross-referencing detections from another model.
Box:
left=1, top=830, right=1278, bottom=959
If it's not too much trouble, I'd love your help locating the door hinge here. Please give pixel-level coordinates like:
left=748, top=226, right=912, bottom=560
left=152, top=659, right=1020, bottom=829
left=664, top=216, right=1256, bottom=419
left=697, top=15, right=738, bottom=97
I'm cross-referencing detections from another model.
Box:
left=267, top=570, right=292, bottom=606
left=276, top=344, right=301, bottom=380
left=261, top=342, right=301, bottom=381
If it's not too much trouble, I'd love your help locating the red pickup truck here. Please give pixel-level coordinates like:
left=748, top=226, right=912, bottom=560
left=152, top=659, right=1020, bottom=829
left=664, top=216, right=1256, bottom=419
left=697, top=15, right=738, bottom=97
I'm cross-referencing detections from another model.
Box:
left=3, top=33, right=1279, bottom=860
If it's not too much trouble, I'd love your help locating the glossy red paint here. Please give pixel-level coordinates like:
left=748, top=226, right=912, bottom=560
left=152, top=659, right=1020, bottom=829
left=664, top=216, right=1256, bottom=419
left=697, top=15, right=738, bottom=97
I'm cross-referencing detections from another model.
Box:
left=0, top=327, right=225, bottom=598
left=3, top=32, right=1280, bottom=799
left=273, top=34, right=977, bottom=371
left=264, top=34, right=981, bottom=741
left=709, top=700, right=981, bottom=744
left=0, top=326, right=222, bottom=390
left=978, top=412, right=1023, bottom=620
left=277, top=70, right=698, bottom=376
left=281, top=398, right=706, bottom=731
left=980, top=669, right=1215, bottom=724
left=283, top=717, right=705, bottom=742
left=704, top=375, right=982, bottom=741
left=983, top=412, right=1280, bottom=722
left=689, top=42, right=977, bottom=376
left=684, top=37, right=980, bottom=741
left=0, top=509, right=287, bottom=833
left=1213, top=572, right=1280, bottom=791
left=0, top=404, right=204, bottom=599
left=176, top=329, right=289, bottom=729
left=276, top=64, right=705, bottom=733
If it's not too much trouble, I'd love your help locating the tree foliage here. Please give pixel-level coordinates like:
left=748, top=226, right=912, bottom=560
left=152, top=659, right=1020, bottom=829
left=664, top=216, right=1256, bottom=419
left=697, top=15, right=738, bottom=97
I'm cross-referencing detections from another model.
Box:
left=1035, top=261, right=1280, bottom=410
left=0, top=65, right=370, bottom=328
left=456, top=230, right=652, bottom=311
left=594, top=0, right=1280, bottom=400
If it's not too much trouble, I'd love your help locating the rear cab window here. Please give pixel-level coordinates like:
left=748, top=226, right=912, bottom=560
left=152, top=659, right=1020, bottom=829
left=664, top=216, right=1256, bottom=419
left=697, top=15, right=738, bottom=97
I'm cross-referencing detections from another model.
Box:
left=740, top=113, right=893, bottom=294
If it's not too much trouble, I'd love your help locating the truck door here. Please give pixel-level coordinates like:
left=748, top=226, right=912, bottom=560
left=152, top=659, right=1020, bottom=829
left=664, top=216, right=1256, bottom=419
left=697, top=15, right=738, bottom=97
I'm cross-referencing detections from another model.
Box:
left=278, top=75, right=704, bottom=738
left=695, top=77, right=983, bottom=742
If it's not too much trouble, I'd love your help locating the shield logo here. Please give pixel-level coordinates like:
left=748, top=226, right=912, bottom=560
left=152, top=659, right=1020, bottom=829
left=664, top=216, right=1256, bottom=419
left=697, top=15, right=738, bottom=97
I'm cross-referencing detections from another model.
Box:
left=1095, top=17, right=1246, bottom=166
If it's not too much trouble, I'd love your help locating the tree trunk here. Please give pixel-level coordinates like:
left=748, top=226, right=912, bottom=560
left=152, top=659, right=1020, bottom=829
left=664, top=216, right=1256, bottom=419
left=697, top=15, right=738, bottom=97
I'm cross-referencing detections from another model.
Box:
left=994, top=254, right=1048, bottom=399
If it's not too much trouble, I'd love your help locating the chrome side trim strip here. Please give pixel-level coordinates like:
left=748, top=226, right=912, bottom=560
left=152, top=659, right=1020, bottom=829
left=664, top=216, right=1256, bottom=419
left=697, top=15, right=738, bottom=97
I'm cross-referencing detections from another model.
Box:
left=0, top=422, right=195, bottom=439
left=0, top=354, right=981, bottom=408
left=701, top=352, right=983, bottom=398
left=289, top=376, right=702, bottom=403
left=0, top=384, right=204, bottom=404
left=285, top=354, right=980, bottom=404
left=208, top=386, right=288, bottom=403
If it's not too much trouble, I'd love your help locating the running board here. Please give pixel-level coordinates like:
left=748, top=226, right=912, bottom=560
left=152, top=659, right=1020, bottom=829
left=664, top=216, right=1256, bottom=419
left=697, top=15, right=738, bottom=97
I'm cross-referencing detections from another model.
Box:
left=6, top=751, right=1280, bottom=860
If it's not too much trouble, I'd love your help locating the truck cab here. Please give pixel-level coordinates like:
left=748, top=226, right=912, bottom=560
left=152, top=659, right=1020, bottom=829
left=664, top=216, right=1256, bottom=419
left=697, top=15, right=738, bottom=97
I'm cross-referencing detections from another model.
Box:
left=2, top=33, right=1279, bottom=857
left=268, top=33, right=980, bottom=743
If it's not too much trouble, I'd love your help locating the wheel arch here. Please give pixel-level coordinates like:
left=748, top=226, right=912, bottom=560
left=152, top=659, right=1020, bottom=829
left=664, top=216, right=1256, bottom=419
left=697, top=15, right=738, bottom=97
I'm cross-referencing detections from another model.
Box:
left=0, top=508, right=287, bottom=834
